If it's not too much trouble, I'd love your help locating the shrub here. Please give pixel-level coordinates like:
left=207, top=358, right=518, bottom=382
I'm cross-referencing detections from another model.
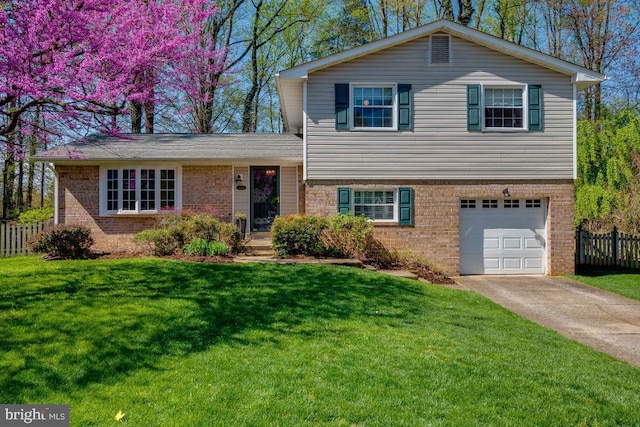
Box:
left=217, top=222, right=242, bottom=254
left=134, top=211, right=243, bottom=256
left=18, top=207, right=54, bottom=225
left=29, top=225, right=93, bottom=259
left=132, top=229, right=181, bottom=256
left=183, top=238, right=210, bottom=256
left=321, top=213, right=374, bottom=259
left=271, top=214, right=328, bottom=257
left=207, top=241, right=229, bottom=256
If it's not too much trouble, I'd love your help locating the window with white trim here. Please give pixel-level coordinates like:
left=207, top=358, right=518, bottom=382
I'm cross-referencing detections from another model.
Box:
left=101, top=166, right=180, bottom=215
left=484, top=87, right=524, bottom=129
left=354, top=190, right=396, bottom=221
left=352, top=84, right=396, bottom=129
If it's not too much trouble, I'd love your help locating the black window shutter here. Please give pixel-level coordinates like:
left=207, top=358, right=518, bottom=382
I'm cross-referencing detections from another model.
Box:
left=335, top=84, right=349, bottom=130
left=398, top=187, right=414, bottom=226
left=337, top=187, right=352, bottom=214
left=528, top=85, right=543, bottom=131
left=467, top=84, right=482, bottom=131
left=398, top=84, right=412, bottom=130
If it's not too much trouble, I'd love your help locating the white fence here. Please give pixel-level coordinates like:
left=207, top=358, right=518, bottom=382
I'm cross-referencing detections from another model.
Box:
left=0, top=221, right=52, bottom=257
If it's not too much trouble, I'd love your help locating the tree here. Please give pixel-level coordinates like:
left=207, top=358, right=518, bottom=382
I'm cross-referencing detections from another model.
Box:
left=0, top=0, right=220, bottom=139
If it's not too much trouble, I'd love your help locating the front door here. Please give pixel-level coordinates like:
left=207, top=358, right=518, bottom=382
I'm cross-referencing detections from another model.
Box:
left=250, top=166, right=279, bottom=232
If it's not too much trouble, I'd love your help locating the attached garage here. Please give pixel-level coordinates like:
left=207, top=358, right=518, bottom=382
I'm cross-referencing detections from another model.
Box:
left=459, top=198, right=547, bottom=275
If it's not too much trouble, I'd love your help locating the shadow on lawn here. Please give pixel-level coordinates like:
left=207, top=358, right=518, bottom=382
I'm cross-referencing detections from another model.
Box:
left=0, top=260, right=430, bottom=401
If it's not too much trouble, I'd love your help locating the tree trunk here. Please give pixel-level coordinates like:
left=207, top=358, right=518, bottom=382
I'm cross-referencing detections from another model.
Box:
left=456, top=0, right=473, bottom=26
left=130, top=101, right=142, bottom=133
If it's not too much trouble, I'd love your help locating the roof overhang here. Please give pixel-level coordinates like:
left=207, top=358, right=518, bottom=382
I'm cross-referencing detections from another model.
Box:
left=276, top=19, right=607, bottom=131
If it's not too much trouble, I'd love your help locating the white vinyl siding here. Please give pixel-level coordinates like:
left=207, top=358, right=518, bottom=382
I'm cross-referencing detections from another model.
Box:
left=305, top=34, right=574, bottom=180
left=279, top=166, right=298, bottom=216
left=233, top=166, right=250, bottom=220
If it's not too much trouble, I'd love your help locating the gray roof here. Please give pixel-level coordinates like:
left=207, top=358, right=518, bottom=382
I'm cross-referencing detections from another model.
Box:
left=34, top=133, right=303, bottom=164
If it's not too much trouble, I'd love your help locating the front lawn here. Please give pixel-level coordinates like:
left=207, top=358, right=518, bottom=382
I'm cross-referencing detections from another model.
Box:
left=2, top=257, right=639, bottom=426
left=571, top=267, right=640, bottom=301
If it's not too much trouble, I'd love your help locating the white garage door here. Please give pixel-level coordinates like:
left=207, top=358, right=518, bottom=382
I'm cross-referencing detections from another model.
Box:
left=459, top=198, right=546, bottom=275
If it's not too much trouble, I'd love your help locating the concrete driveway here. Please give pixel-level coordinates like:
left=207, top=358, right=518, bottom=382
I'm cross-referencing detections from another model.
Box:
left=454, top=275, right=640, bottom=367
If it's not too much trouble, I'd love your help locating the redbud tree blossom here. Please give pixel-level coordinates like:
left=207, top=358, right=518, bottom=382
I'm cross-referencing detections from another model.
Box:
left=0, top=0, right=225, bottom=140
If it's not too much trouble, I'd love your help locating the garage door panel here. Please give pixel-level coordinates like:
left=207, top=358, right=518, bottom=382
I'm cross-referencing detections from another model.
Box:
left=503, top=238, right=522, bottom=249
left=459, top=199, right=546, bottom=275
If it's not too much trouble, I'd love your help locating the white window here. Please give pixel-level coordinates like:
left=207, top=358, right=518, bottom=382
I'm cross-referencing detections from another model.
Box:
left=100, top=166, right=181, bottom=215
left=354, top=190, right=396, bottom=221
left=351, top=84, right=396, bottom=129
left=484, top=87, right=525, bottom=129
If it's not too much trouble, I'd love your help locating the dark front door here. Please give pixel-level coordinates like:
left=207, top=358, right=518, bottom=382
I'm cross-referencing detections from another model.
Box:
left=251, top=166, right=279, bottom=232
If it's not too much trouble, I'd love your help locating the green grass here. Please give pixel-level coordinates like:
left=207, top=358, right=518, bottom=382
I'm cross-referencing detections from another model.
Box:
left=1, top=257, right=640, bottom=426
left=571, top=267, right=640, bottom=301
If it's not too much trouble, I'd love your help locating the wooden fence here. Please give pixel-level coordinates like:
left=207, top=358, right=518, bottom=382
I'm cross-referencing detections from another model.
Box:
left=576, top=226, right=640, bottom=269
left=0, top=220, right=52, bottom=257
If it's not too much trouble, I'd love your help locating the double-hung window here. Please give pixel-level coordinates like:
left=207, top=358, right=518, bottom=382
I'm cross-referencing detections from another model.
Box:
left=101, top=166, right=180, bottom=215
left=354, top=190, right=396, bottom=221
left=467, top=84, right=543, bottom=131
left=484, top=87, right=524, bottom=129
left=352, top=85, right=395, bottom=129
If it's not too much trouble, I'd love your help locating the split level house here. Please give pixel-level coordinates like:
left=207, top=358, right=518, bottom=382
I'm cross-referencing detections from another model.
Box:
left=35, top=19, right=606, bottom=276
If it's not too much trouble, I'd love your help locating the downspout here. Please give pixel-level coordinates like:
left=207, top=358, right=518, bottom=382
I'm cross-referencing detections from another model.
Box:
left=303, top=79, right=308, bottom=181
left=46, top=163, right=59, bottom=224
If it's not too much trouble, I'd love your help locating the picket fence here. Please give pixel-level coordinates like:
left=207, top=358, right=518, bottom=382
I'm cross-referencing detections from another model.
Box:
left=576, top=226, right=640, bottom=269
left=0, top=220, right=52, bottom=257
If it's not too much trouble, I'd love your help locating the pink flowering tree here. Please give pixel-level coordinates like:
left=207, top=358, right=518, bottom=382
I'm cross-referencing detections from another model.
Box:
left=0, top=0, right=225, bottom=141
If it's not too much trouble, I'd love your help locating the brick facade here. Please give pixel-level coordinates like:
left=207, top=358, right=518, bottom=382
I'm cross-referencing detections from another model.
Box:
left=56, top=165, right=234, bottom=251
left=305, top=180, right=575, bottom=276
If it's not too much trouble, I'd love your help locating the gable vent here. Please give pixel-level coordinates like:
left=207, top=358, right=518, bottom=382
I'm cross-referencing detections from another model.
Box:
left=430, top=34, right=450, bottom=65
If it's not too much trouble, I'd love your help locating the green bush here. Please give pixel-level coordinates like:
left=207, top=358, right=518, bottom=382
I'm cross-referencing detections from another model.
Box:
left=271, top=214, right=328, bottom=257
left=321, top=213, right=374, bottom=259
left=29, top=225, right=94, bottom=259
left=182, top=239, right=230, bottom=256
left=134, top=211, right=242, bottom=256
left=207, top=241, right=229, bottom=256
left=183, top=238, right=210, bottom=256
left=217, top=222, right=242, bottom=254
left=132, top=229, right=182, bottom=256
left=18, top=207, right=54, bottom=225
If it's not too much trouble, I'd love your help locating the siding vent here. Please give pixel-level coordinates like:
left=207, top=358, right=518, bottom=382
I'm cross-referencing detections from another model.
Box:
left=430, top=34, right=450, bottom=65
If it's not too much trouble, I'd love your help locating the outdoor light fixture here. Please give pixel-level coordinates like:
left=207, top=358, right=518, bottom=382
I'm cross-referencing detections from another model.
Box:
left=235, top=173, right=243, bottom=182
left=503, top=188, right=511, bottom=198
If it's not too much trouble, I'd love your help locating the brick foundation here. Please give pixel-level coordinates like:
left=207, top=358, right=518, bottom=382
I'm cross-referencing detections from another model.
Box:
left=305, top=180, right=575, bottom=276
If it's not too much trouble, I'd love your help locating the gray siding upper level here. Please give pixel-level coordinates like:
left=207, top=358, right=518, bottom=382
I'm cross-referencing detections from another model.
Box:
left=305, top=34, right=575, bottom=180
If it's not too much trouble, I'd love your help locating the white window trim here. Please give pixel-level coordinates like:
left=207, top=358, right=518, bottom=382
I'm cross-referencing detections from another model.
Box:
left=352, top=189, right=398, bottom=223
left=349, top=82, right=398, bottom=131
left=482, top=84, right=529, bottom=132
left=99, top=165, right=182, bottom=216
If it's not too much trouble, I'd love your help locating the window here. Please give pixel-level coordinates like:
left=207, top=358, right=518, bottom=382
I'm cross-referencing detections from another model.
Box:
left=461, top=199, right=476, bottom=209
left=101, top=166, right=180, bottom=215
left=354, top=190, right=395, bottom=221
left=338, top=187, right=413, bottom=225
left=484, top=88, right=524, bottom=128
left=482, top=199, right=498, bottom=208
left=504, top=199, right=520, bottom=208
left=353, top=85, right=395, bottom=129
left=526, top=199, right=542, bottom=208
left=467, top=84, right=542, bottom=131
